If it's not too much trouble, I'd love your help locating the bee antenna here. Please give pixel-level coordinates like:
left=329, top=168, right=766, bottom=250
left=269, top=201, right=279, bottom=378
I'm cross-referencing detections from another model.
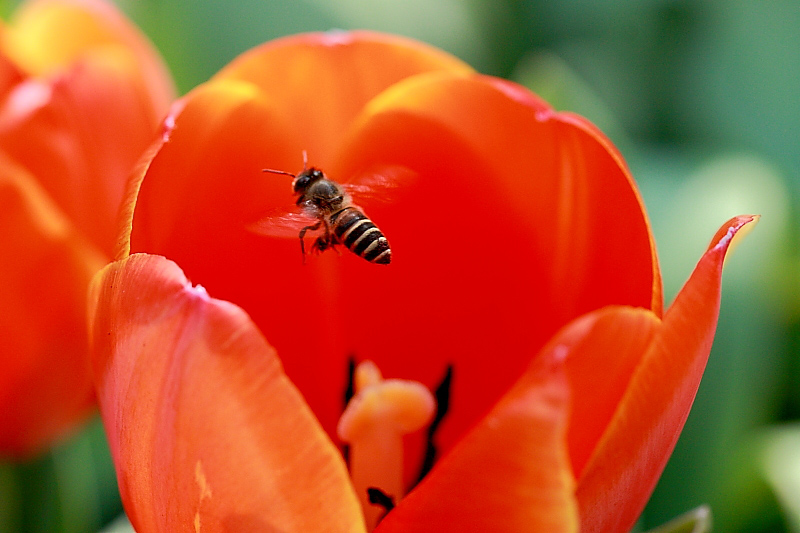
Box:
left=261, top=149, right=308, bottom=177
left=261, top=168, right=296, bottom=178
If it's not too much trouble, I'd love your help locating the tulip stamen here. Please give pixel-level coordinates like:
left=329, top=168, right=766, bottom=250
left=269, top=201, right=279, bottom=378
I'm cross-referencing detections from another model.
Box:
left=416, top=364, right=453, bottom=484
left=337, top=361, right=435, bottom=531
left=367, top=487, right=394, bottom=525
left=367, top=487, right=395, bottom=525
left=367, top=487, right=395, bottom=511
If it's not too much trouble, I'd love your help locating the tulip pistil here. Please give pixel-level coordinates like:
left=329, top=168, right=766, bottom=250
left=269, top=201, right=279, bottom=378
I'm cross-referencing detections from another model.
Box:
left=337, top=361, right=435, bottom=530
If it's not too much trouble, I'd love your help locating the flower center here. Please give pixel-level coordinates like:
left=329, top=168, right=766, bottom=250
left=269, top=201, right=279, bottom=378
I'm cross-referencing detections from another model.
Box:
left=337, top=361, right=435, bottom=530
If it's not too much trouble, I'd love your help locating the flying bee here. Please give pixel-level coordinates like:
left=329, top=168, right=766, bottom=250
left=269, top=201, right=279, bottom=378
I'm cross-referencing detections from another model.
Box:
left=259, top=154, right=394, bottom=265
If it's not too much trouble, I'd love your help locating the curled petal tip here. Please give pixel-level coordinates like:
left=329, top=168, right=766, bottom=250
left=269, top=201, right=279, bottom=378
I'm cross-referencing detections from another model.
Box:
left=710, top=214, right=759, bottom=255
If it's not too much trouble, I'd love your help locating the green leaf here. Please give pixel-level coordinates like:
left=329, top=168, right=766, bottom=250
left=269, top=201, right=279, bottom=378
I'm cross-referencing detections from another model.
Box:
left=645, top=506, right=712, bottom=533
left=759, top=423, right=800, bottom=532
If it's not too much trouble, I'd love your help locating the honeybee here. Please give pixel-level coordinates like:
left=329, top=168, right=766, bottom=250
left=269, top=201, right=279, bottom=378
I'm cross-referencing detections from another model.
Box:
left=260, top=154, right=393, bottom=265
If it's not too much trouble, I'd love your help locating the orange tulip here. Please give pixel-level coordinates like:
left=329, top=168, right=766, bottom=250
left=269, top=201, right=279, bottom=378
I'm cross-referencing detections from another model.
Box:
left=88, top=32, right=756, bottom=531
left=0, top=0, right=174, bottom=455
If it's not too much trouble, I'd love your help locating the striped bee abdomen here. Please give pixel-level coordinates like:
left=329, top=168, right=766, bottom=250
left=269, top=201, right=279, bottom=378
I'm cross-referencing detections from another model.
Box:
left=331, top=207, right=391, bottom=264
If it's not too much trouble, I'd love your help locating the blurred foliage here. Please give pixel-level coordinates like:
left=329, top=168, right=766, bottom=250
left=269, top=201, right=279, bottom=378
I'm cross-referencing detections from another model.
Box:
left=1, top=0, right=798, bottom=531
left=642, top=505, right=711, bottom=533
left=0, top=417, right=122, bottom=532
left=760, top=423, right=800, bottom=532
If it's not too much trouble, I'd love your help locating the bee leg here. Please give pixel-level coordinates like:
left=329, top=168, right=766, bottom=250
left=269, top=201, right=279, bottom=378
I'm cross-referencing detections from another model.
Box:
left=313, top=236, right=330, bottom=254
left=318, top=224, right=343, bottom=256
left=299, top=222, right=322, bottom=264
left=314, top=238, right=341, bottom=256
left=311, top=220, right=335, bottom=255
left=324, top=221, right=344, bottom=256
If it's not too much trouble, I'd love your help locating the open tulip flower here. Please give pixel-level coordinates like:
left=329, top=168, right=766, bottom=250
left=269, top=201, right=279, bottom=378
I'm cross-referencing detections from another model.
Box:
left=88, top=31, right=757, bottom=532
left=0, top=0, right=174, bottom=455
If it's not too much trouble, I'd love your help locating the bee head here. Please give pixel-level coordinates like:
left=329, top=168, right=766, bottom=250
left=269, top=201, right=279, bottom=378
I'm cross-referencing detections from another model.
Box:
left=292, top=168, right=325, bottom=194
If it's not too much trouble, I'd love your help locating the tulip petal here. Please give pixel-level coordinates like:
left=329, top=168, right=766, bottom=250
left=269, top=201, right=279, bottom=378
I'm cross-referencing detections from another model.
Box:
left=3, top=0, right=173, bottom=111
left=375, top=304, right=662, bottom=532
left=375, top=344, right=577, bottom=533
left=125, top=77, right=358, bottom=442
left=342, top=73, right=658, bottom=321
left=575, top=215, right=758, bottom=533
left=0, top=153, right=103, bottom=456
left=0, top=46, right=168, bottom=255
left=126, top=78, right=303, bottom=270
left=330, top=72, right=660, bottom=453
left=89, top=254, right=365, bottom=533
left=214, top=31, right=473, bottom=164
left=0, top=48, right=24, bottom=98
left=558, top=306, right=661, bottom=477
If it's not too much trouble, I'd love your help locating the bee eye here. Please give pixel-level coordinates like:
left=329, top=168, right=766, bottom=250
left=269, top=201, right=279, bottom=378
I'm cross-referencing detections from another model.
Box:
left=293, top=174, right=311, bottom=192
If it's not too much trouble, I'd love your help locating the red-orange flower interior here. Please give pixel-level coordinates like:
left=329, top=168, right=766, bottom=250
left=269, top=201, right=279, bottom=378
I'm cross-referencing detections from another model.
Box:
left=122, top=32, right=660, bottom=478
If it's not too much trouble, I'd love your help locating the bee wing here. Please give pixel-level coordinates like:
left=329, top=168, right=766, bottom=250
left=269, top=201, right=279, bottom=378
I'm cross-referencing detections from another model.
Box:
left=341, top=165, right=417, bottom=207
left=249, top=165, right=415, bottom=239
left=248, top=209, right=318, bottom=239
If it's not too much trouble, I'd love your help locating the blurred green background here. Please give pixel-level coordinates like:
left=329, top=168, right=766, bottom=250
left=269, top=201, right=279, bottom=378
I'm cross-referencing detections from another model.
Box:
left=1, top=0, right=798, bottom=531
